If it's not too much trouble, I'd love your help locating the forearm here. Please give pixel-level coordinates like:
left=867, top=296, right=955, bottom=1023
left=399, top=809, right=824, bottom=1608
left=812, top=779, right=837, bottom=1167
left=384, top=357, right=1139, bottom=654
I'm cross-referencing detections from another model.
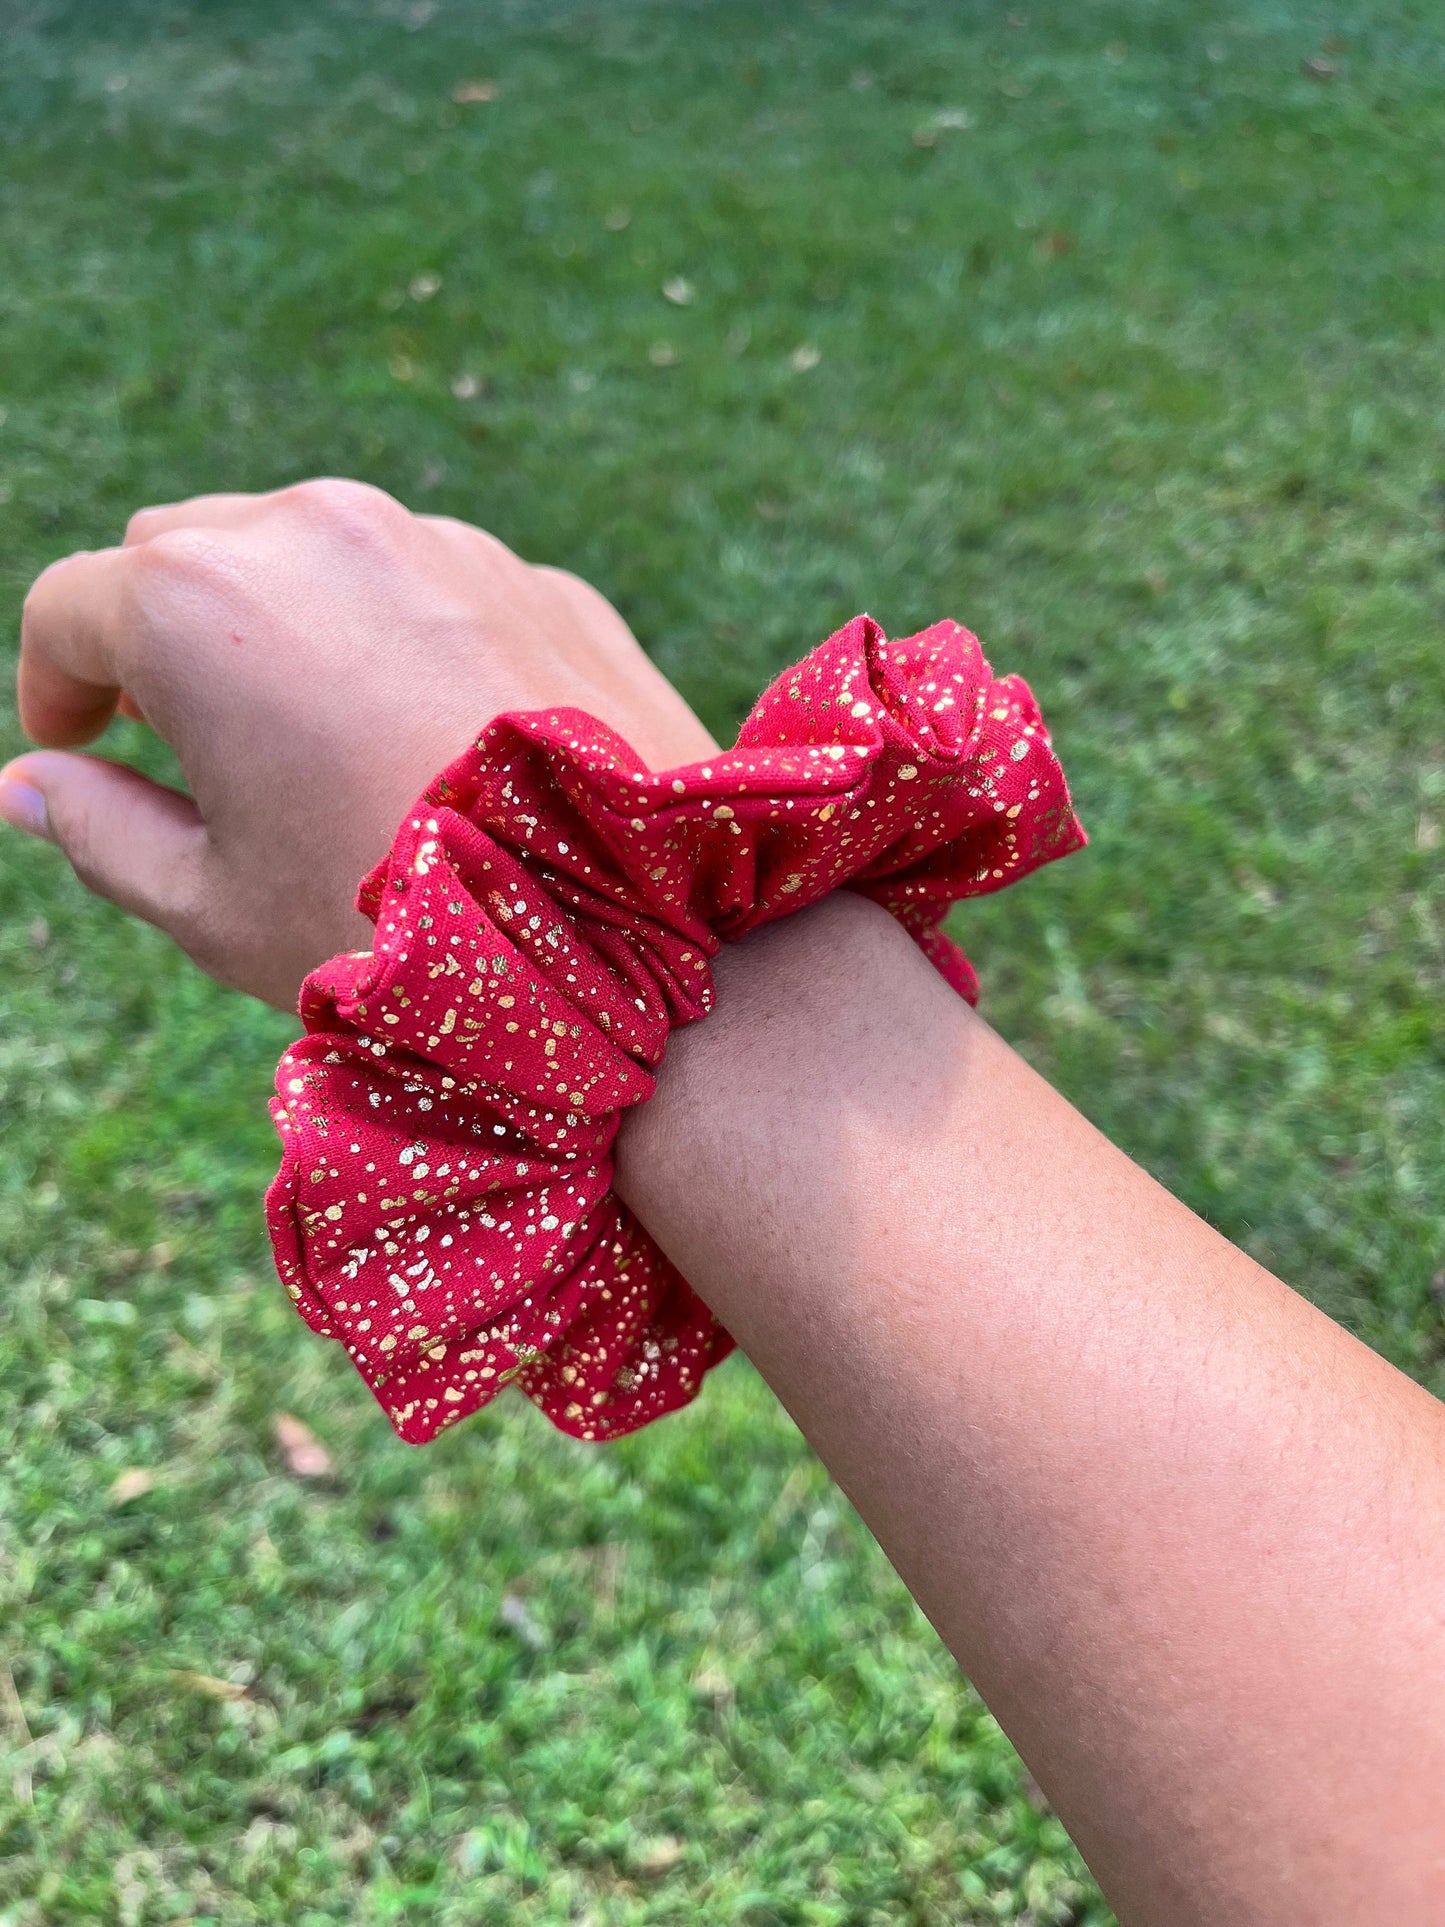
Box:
left=615, top=891, right=1445, bottom=1925
left=19, top=485, right=1439, bottom=1915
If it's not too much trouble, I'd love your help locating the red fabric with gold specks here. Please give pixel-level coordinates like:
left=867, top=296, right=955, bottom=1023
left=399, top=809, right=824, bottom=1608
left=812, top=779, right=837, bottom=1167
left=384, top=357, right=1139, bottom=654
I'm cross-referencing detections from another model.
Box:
left=266, top=615, right=1084, bottom=1443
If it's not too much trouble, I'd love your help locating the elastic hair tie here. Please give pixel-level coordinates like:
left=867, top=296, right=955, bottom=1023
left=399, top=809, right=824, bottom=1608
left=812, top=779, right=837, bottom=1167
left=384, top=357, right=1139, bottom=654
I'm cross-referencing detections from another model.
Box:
left=266, top=614, right=1085, bottom=1442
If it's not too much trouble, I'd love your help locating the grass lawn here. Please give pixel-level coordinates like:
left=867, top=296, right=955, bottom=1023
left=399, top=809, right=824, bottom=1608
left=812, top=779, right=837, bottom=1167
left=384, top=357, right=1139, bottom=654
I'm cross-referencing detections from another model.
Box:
left=1, top=0, right=1442, bottom=1920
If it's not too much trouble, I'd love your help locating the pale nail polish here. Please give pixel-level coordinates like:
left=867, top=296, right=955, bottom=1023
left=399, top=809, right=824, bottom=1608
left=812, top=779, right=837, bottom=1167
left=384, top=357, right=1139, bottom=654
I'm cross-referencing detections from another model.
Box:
left=0, top=779, right=50, bottom=840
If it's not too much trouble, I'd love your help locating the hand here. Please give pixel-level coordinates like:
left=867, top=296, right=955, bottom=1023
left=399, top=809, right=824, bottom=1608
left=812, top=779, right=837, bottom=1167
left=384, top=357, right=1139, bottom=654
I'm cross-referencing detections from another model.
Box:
left=1, top=480, right=716, bottom=1009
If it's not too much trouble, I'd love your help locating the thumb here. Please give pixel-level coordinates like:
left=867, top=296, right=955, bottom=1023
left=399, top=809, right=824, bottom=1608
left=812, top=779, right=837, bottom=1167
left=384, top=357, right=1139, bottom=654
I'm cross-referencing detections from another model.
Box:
left=0, top=751, right=208, bottom=936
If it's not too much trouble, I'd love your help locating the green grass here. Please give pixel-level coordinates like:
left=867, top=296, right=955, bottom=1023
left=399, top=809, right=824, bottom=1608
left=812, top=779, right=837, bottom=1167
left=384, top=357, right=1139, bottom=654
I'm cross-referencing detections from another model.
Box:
left=1, top=0, right=1442, bottom=1919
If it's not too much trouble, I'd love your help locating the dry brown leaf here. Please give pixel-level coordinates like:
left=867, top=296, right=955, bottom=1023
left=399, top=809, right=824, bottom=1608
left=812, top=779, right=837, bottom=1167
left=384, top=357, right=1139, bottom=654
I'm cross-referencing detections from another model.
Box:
left=633, top=1835, right=685, bottom=1876
left=109, top=1468, right=156, bottom=1506
left=273, top=1413, right=333, bottom=1479
left=169, top=1670, right=249, bottom=1702
left=452, top=78, right=498, bottom=104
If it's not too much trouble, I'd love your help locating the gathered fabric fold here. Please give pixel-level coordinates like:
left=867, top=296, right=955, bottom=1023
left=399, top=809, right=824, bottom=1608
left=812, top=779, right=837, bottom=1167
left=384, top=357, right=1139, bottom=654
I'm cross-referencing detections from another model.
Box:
left=266, top=614, right=1085, bottom=1442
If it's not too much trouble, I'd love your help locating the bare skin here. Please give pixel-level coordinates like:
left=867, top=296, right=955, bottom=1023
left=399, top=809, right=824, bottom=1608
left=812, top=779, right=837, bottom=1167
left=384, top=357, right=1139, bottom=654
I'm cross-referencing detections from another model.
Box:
left=618, top=895, right=1445, bottom=1923
left=2, top=478, right=714, bottom=1005
left=5, top=483, right=1444, bottom=1923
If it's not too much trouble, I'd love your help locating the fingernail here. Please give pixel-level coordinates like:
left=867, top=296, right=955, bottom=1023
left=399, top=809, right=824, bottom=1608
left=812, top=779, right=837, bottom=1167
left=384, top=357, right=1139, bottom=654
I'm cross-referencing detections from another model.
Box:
left=0, top=777, right=51, bottom=840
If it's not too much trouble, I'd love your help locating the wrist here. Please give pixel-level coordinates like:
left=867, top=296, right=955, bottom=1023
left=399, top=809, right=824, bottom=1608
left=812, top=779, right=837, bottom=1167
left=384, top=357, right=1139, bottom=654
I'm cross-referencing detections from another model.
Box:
left=265, top=612, right=1080, bottom=1444
left=613, top=889, right=965, bottom=1332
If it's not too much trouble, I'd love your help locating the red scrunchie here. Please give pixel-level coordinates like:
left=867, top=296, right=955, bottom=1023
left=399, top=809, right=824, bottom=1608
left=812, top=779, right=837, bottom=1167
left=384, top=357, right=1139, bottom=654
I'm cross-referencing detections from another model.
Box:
left=266, top=615, right=1084, bottom=1443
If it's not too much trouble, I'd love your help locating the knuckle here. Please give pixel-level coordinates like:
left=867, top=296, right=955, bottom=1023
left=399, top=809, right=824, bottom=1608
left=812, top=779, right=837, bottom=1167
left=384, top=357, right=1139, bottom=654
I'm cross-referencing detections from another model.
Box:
left=130, top=524, right=239, bottom=588
left=425, top=513, right=505, bottom=557
left=21, top=553, right=81, bottom=631
left=533, top=564, right=596, bottom=614
left=442, top=520, right=525, bottom=581
left=535, top=566, right=635, bottom=646
left=283, top=477, right=406, bottom=543
left=123, top=506, right=164, bottom=546
left=458, top=521, right=515, bottom=562
left=19, top=576, right=47, bottom=636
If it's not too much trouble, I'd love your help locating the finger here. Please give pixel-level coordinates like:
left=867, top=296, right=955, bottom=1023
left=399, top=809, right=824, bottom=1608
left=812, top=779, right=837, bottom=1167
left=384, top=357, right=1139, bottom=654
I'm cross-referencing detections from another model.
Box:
left=18, top=547, right=132, bottom=747
left=122, top=493, right=265, bottom=545
left=0, top=751, right=208, bottom=935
